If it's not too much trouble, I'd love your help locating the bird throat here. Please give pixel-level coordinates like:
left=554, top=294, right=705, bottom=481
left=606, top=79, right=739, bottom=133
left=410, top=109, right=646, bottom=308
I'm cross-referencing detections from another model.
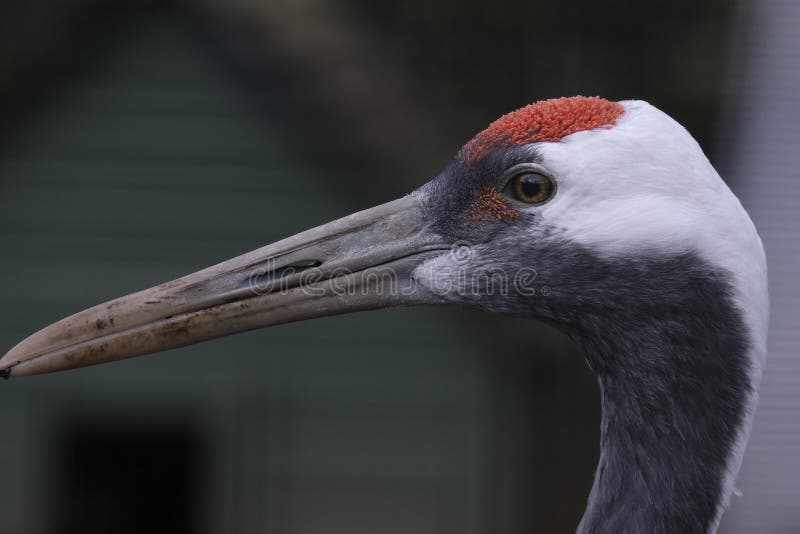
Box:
left=563, top=253, right=754, bottom=534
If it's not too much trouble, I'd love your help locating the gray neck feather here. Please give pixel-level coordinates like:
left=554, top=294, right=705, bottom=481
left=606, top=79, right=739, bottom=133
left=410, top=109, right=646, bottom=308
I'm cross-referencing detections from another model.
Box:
left=428, top=223, right=755, bottom=533
left=570, top=265, right=752, bottom=534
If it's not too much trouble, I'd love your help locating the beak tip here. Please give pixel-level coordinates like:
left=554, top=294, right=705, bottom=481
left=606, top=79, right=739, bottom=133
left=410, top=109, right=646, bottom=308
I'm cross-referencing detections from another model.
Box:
left=0, top=350, right=19, bottom=379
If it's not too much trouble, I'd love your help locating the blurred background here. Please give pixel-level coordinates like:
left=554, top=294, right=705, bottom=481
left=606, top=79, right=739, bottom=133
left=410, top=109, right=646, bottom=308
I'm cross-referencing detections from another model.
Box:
left=0, top=0, right=797, bottom=533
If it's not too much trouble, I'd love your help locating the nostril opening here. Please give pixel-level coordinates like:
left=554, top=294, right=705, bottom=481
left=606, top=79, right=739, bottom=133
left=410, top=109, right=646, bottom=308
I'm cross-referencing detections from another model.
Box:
left=287, top=260, right=322, bottom=269
left=250, top=259, right=323, bottom=288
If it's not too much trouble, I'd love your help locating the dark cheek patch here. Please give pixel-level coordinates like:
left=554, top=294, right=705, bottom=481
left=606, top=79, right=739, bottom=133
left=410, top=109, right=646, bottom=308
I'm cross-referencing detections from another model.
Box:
left=465, top=187, right=521, bottom=223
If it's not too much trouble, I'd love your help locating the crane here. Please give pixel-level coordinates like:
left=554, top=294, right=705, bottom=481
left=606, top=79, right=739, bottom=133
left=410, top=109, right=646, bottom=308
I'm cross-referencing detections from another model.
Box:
left=0, top=96, right=768, bottom=533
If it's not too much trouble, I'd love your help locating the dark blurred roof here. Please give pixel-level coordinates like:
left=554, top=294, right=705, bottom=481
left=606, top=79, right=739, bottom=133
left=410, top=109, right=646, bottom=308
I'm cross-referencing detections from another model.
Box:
left=0, top=0, right=451, bottom=200
left=1, top=0, right=736, bottom=189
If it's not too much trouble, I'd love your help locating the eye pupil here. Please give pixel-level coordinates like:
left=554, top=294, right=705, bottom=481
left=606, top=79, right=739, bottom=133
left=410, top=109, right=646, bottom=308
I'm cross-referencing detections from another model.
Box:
left=512, top=172, right=555, bottom=204
left=520, top=177, right=542, bottom=198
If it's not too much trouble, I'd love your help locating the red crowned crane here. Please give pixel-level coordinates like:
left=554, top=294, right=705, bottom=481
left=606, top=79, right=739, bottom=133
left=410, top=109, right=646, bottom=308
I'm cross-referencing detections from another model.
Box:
left=0, top=97, right=768, bottom=533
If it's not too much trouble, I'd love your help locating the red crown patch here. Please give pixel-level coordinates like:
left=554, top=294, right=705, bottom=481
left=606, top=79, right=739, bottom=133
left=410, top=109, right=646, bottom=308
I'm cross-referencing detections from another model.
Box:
left=462, top=96, right=625, bottom=163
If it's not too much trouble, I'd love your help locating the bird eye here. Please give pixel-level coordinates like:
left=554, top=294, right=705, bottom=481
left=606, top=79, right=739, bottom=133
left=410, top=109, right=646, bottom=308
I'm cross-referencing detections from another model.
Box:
left=509, top=172, right=556, bottom=204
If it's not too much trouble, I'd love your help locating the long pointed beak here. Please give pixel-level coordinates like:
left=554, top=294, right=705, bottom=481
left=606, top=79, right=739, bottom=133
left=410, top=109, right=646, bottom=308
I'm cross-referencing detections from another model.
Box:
left=0, top=195, right=449, bottom=379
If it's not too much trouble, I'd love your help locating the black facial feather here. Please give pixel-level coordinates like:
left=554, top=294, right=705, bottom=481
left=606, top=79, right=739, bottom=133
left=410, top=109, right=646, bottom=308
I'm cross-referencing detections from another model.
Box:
left=418, top=145, right=544, bottom=238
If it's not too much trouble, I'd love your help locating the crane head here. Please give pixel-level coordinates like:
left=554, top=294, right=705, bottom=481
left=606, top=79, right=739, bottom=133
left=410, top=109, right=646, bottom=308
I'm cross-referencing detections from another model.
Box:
left=0, top=97, right=767, bottom=380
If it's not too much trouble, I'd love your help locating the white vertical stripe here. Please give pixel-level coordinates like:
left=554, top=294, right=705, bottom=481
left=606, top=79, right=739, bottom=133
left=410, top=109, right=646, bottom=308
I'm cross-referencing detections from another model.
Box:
left=716, top=1, right=800, bottom=532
